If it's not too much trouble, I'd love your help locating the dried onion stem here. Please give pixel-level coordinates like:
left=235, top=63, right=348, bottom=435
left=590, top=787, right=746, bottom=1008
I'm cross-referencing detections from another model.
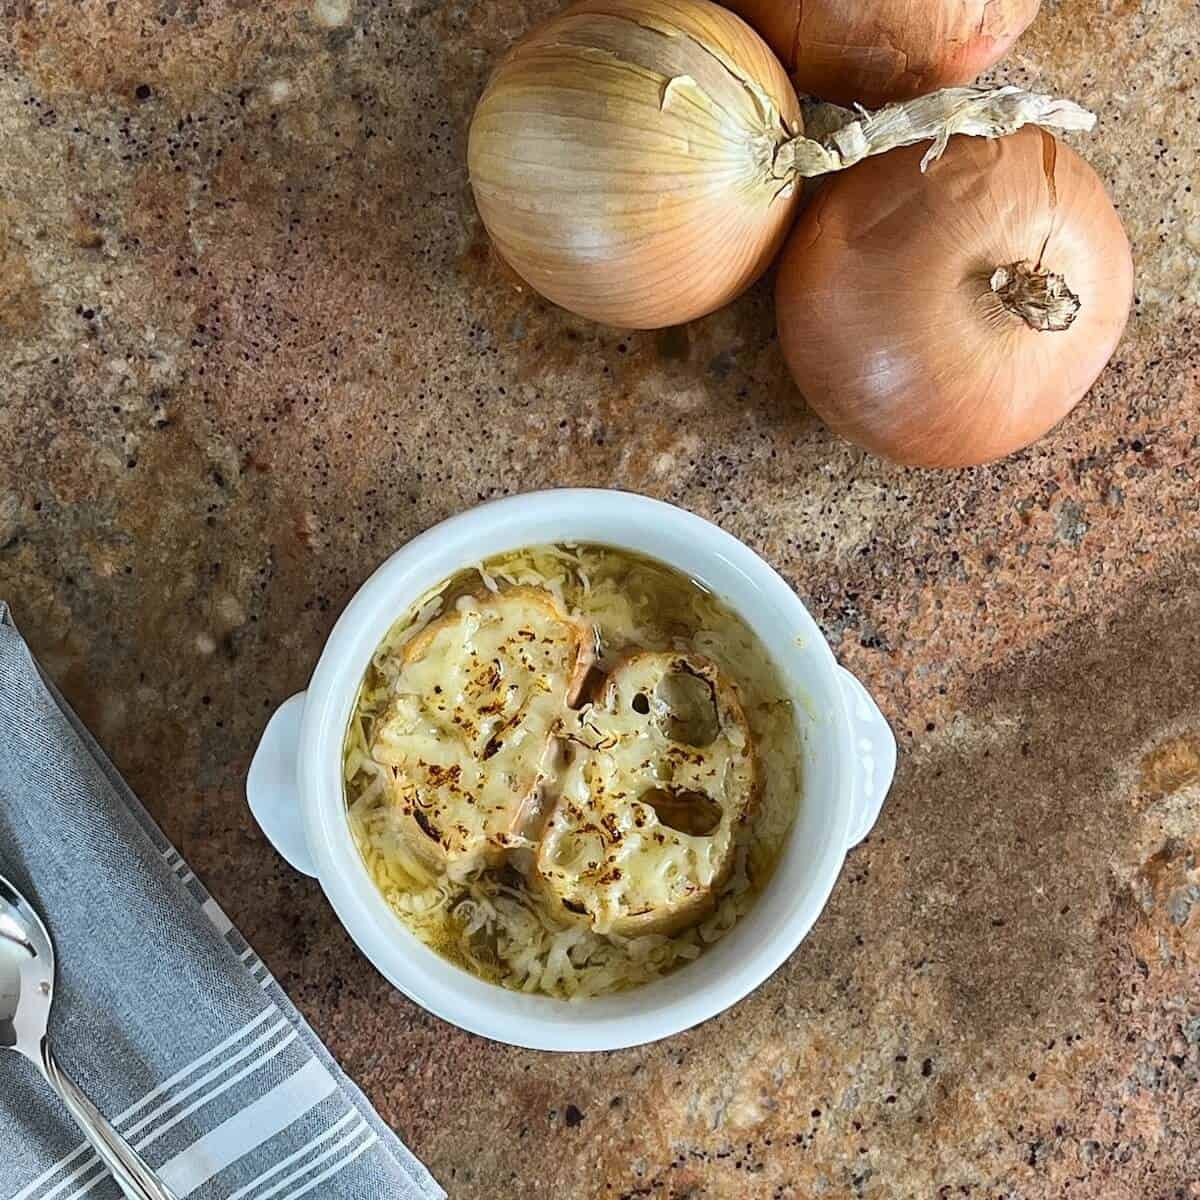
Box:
left=989, top=262, right=1082, bottom=333
left=777, top=86, right=1097, bottom=178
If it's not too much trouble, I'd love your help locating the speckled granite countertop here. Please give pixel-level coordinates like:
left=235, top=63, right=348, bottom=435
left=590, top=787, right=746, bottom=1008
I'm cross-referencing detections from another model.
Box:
left=2, top=1, right=1198, bottom=1196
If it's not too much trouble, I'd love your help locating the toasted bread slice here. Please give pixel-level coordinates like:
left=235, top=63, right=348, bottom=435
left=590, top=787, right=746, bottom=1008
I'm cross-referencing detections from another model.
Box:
left=370, top=587, right=594, bottom=882
left=535, top=651, right=756, bottom=936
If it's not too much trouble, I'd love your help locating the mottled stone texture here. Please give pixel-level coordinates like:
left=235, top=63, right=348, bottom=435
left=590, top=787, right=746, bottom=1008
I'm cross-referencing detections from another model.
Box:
left=1, top=0, right=1198, bottom=1196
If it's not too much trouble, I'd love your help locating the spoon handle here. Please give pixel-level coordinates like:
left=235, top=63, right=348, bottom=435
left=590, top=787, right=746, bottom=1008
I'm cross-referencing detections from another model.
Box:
left=39, top=1041, right=179, bottom=1200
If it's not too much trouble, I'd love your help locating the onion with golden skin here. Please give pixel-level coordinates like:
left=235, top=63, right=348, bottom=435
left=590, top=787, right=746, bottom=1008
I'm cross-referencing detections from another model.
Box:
left=722, top=0, right=1043, bottom=108
left=775, top=128, right=1134, bottom=468
left=467, top=0, right=803, bottom=330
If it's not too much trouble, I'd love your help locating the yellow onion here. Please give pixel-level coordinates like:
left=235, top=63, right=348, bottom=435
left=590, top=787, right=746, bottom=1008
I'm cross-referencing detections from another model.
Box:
left=468, top=0, right=1094, bottom=332
left=775, top=128, right=1134, bottom=468
left=722, top=0, right=1043, bottom=108
left=467, top=0, right=803, bottom=329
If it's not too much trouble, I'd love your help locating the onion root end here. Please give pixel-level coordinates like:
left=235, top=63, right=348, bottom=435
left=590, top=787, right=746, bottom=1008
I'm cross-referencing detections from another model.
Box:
left=990, top=261, right=1081, bottom=332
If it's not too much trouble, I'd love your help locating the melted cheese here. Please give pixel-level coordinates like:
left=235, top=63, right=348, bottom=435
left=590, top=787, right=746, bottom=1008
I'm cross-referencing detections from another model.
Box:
left=536, top=653, right=756, bottom=935
left=370, top=588, right=588, bottom=880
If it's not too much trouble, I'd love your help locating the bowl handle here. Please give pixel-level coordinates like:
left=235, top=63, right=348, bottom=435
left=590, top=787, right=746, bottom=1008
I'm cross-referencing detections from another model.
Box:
left=836, top=666, right=896, bottom=848
left=246, top=691, right=318, bottom=878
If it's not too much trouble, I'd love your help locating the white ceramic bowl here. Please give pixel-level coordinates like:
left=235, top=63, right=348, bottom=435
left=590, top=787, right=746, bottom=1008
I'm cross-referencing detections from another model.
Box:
left=247, top=489, right=894, bottom=1051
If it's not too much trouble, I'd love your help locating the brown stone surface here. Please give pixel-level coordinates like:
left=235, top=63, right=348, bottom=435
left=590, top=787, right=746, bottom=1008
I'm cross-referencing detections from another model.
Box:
left=2, top=0, right=1198, bottom=1196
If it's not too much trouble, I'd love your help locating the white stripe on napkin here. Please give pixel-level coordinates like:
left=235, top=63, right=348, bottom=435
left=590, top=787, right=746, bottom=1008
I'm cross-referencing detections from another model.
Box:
left=249, top=1126, right=376, bottom=1200
left=224, top=1111, right=360, bottom=1200
left=201, top=897, right=233, bottom=936
left=14, top=1009, right=281, bottom=1200
left=62, top=1032, right=307, bottom=1200
left=117, top=1009, right=280, bottom=1126
left=284, top=1133, right=378, bottom=1200
left=26, top=1150, right=104, bottom=1200
left=156, top=1058, right=338, bottom=1195
left=133, top=1032, right=300, bottom=1150
left=124, top=1021, right=292, bottom=1139
left=50, top=1027, right=298, bottom=1200
left=41, top=1153, right=110, bottom=1200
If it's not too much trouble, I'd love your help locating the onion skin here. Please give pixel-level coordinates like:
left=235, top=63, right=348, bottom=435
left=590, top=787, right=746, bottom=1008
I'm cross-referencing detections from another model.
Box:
left=775, top=128, right=1133, bottom=468
left=467, top=0, right=802, bottom=329
left=722, top=0, right=1042, bottom=108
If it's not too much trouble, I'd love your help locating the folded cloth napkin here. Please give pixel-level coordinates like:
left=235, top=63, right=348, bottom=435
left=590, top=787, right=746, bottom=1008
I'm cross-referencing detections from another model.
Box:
left=0, top=603, right=443, bottom=1200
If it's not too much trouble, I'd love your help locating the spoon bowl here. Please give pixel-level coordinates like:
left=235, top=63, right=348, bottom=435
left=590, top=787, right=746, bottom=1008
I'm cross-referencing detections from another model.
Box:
left=0, top=871, right=177, bottom=1200
left=0, top=874, right=55, bottom=1054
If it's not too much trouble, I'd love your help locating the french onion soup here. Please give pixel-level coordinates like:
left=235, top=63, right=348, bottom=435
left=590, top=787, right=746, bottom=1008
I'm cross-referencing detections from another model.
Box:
left=343, top=544, right=801, bottom=999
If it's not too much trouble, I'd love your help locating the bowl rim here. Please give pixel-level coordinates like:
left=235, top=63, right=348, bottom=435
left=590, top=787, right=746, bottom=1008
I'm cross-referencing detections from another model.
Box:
left=296, top=488, right=856, bottom=1050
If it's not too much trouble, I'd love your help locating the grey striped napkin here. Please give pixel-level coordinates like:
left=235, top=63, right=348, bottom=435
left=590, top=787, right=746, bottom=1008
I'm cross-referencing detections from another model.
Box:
left=0, top=602, right=443, bottom=1200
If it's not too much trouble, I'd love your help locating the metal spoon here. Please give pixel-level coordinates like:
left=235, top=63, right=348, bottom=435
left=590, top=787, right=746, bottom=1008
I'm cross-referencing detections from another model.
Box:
left=0, top=872, right=178, bottom=1200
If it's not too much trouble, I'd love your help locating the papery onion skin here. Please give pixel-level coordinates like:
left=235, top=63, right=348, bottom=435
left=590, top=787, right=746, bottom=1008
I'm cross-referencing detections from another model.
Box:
left=775, top=128, right=1133, bottom=468
left=467, top=0, right=802, bottom=329
left=722, top=0, right=1042, bottom=108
